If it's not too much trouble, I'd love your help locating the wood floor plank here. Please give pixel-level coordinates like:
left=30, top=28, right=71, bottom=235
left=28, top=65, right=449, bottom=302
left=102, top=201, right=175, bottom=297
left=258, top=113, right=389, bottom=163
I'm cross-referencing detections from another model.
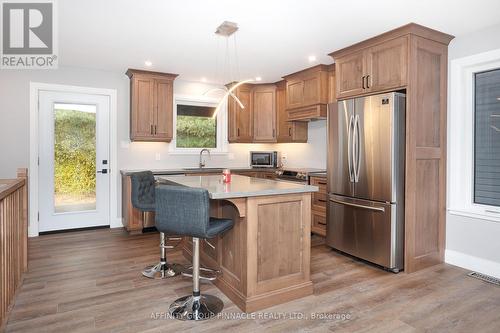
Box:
left=4, top=228, right=500, bottom=332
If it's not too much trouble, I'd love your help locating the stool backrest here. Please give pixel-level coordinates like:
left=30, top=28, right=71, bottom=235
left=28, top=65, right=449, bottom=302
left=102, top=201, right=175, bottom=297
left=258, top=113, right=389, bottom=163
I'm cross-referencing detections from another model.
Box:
left=155, top=185, right=210, bottom=238
left=130, top=171, right=156, bottom=210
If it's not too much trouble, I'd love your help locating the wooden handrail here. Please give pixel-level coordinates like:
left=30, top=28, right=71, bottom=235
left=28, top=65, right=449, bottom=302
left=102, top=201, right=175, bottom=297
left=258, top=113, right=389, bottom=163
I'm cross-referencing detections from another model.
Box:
left=0, top=168, right=28, bottom=330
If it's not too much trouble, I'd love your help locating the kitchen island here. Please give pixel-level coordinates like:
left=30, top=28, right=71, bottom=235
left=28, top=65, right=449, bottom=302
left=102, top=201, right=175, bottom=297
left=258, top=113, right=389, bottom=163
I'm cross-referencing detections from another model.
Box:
left=158, top=174, right=318, bottom=312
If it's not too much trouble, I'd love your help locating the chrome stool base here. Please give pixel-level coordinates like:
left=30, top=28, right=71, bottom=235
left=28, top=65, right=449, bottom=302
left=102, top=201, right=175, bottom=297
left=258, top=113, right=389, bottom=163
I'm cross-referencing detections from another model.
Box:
left=142, top=262, right=183, bottom=279
left=169, top=294, right=223, bottom=321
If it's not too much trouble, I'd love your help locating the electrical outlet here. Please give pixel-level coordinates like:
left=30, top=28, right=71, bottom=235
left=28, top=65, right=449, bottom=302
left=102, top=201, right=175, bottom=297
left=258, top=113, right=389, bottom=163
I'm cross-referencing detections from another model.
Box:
left=155, top=153, right=161, bottom=161
left=281, top=152, right=288, bottom=159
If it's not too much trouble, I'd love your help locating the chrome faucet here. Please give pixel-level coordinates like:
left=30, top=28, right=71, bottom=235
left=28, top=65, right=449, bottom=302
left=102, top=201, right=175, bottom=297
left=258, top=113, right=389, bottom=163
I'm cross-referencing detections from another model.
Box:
left=199, top=149, right=211, bottom=168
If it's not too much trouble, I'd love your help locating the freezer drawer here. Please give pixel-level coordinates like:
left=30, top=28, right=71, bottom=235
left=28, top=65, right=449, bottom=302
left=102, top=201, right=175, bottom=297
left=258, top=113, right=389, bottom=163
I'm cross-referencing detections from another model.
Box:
left=326, top=194, right=403, bottom=271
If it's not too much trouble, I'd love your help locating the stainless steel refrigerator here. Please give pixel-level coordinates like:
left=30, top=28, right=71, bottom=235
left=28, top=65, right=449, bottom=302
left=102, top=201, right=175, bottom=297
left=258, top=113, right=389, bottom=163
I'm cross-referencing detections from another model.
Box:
left=326, top=92, right=405, bottom=272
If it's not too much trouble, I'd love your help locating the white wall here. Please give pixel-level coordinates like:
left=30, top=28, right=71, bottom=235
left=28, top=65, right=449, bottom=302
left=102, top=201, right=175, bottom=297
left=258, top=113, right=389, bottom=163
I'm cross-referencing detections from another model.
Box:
left=0, top=67, right=326, bottom=231
left=446, top=23, right=500, bottom=277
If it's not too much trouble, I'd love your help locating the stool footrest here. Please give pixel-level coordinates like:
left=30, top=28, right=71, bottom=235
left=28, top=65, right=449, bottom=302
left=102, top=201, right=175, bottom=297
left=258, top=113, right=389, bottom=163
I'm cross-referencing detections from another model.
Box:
left=182, top=266, right=220, bottom=281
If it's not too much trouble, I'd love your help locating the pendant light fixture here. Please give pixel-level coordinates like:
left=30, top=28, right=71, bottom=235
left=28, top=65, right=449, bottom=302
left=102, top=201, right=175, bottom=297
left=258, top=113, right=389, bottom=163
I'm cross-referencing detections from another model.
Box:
left=206, top=21, right=255, bottom=118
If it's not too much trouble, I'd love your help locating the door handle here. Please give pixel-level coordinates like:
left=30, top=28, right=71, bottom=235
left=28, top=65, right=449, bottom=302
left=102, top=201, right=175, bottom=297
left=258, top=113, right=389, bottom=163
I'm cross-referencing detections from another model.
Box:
left=97, top=169, right=108, bottom=174
left=353, top=114, right=360, bottom=182
left=347, top=115, right=354, bottom=182
left=329, top=198, right=385, bottom=212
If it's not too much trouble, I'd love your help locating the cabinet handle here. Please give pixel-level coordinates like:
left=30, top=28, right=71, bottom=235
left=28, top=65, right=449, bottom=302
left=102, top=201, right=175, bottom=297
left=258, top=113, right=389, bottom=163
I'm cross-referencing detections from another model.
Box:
left=273, top=129, right=275, bottom=137
left=150, top=124, right=153, bottom=134
left=237, top=128, right=240, bottom=137
left=366, top=75, right=370, bottom=89
left=318, top=199, right=327, bottom=203
left=362, top=76, right=365, bottom=89
left=154, top=125, right=157, bottom=135
left=288, top=127, right=291, bottom=136
left=318, top=181, right=326, bottom=185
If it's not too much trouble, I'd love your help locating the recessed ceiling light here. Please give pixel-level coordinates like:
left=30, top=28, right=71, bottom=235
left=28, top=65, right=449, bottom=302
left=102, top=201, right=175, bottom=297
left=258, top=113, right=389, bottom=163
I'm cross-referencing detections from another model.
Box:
left=144, top=60, right=152, bottom=67
left=497, top=97, right=500, bottom=101
left=255, top=76, right=262, bottom=82
left=308, top=55, right=317, bottom=62
left=201, top=77, right=207, bottom=83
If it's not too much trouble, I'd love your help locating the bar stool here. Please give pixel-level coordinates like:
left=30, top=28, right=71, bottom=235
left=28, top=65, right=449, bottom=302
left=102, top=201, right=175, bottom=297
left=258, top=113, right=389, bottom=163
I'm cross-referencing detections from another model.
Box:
left=155, top=185, right=234, bottom=321
left=130, top=171, right=183, bottom=279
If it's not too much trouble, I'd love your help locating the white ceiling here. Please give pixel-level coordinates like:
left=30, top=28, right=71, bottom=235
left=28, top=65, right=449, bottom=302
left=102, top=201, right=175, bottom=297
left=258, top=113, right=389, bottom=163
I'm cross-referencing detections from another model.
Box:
left=59, top=0, right=500, bottom=83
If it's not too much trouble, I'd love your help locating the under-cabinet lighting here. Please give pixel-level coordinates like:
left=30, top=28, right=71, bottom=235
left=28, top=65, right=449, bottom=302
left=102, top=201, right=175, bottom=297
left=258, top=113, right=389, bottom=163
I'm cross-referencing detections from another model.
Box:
left=144, top=60, right=152, bottom=67
left=308, top=55, right=317, bottom=62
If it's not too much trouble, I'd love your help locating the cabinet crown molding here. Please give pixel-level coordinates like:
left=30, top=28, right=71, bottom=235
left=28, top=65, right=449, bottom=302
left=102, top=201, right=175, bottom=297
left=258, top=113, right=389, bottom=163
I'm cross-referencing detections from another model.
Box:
left=282, top=64, right=330, bottom=79
left=329, top=22, right=454, bottom=59
left=125, top=68, right=179, bottom=80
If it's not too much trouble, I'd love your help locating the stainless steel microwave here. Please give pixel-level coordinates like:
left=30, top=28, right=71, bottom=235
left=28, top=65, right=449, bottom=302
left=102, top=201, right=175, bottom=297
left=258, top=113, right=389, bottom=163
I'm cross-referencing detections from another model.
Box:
left=250, top=151, right=278, bottom=168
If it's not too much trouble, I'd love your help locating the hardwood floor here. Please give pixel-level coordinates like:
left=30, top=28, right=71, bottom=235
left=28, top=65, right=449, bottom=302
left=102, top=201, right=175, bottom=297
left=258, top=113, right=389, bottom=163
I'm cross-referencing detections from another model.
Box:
left=4, top=228, right=500, bottom=332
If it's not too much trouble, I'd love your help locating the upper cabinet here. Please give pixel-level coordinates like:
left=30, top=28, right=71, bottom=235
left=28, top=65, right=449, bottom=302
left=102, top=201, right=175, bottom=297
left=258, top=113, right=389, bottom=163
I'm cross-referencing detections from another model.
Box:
left=253, top=84, right=277, bottom=142
left=283, top=64, right=329, bottom=121
left=332, top=36, right=408, bottom=100
left=126, top=69, right=178, bottom=141
left=228, top=83, right=253, bottom=143
left=228, top=82, right=308, bottom=143
left=276, top=81, right=307, bottom=143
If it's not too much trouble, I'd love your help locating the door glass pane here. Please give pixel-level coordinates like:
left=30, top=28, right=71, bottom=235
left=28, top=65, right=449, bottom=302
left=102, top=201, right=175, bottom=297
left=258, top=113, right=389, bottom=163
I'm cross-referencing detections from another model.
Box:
left=176, top=104, right=217, bottom=148
left=474, top=69, right=500, bottom=207
left=54, top=103, right=97, bottom=213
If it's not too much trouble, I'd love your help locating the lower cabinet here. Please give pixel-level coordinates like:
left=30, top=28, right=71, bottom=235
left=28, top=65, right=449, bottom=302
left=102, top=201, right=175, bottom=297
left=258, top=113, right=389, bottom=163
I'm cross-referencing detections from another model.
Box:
left=309, top=176, right=327, bottom=236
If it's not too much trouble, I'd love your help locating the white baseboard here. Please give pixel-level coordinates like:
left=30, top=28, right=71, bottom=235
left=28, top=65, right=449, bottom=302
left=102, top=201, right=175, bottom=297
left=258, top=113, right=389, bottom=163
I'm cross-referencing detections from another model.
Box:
left=445, top=249, right=500, bottom=279
left=110, top=217, right=124, bottom=228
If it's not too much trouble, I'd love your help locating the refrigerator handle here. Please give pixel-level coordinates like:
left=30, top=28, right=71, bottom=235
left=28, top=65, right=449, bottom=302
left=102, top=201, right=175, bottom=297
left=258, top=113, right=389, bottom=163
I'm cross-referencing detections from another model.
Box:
left=353, top=114, right=360, bottom=182
left=329, top=198, right=385, bottom=212
left=347, top=115, right=354, bottom=182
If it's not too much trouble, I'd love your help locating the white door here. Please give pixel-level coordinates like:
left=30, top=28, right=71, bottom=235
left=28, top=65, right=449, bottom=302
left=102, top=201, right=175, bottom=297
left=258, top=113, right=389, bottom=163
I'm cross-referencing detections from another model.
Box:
left=38, top=91, right=110, bottom=232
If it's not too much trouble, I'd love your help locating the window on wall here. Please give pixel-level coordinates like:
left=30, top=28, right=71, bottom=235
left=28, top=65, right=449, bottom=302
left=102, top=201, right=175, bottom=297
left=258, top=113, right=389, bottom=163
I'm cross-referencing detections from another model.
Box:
left=474, top=69, right=500, bottom=207
left=176, top=104, right=217, bottom=149
left=448, top=50, right=500, bottom=222
left=170, top=95, right=227, bottom=153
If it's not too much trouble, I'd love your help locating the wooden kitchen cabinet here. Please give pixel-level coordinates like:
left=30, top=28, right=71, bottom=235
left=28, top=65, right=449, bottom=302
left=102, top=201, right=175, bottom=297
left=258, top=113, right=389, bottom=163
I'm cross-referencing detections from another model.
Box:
left=283, top=64, right=329, bottom=121
left=332, top=36, right=408, bottom=100
left=126, top=69, right=178, bottom=141
left=310, top=176, right=327, bottom=236
left=276, top=81, right=308, bottom=143
left=329, top=23, right=454, bottom=273
left=252, top=84, right=277, bottom=142
left=228, top=83, right=253, bottom=143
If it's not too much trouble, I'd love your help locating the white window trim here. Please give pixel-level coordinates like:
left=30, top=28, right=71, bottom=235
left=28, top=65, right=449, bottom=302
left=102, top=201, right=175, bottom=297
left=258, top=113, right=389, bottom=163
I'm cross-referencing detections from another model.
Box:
left=169, top=94, right=228, bottom=155
left=448, top=48, right=500, bottom=223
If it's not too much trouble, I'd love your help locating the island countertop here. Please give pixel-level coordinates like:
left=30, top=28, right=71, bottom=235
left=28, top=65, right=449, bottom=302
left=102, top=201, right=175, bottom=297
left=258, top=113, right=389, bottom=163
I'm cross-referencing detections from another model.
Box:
left=157, top=174, right=318, bottom=199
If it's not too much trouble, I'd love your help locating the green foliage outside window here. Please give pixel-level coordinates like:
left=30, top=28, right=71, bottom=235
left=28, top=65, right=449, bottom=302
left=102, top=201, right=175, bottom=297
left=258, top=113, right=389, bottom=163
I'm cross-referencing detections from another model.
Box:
left=176, top=115, right=216, bottom=148
left=54, top=109, right=96, bottom=196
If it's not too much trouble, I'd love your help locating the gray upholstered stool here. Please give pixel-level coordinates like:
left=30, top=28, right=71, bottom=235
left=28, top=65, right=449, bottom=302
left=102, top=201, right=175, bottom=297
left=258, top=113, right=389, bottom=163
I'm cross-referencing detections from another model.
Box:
left=130, top=171, right=183, bottom=279
left=155, top=185, right=234, bottom=321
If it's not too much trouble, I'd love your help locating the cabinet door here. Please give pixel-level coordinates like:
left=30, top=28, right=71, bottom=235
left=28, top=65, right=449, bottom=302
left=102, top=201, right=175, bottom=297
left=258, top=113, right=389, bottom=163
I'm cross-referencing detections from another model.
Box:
left=130, top=77, right=155, bottom=139
left=286, top=79, right=304, bottom=109
left=303, top=74, right=320, bottom=106
left=366, top=36, right=408, bottom=93
left=228, top=86, right=253, bottom=142
left=253, top=85, right=276, bottom=142
left=276, top=83, right=291, bottom=142
left=154, top=79, right=173, bottom=141
left=335, top=51, right=365, bottom=99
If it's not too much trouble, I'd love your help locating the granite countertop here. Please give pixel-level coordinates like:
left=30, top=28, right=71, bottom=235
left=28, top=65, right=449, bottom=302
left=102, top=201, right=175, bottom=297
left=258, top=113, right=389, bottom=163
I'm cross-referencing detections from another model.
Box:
left=120, top=167, right=277, bottom=176
left=157, top=174, right=318, bottom=199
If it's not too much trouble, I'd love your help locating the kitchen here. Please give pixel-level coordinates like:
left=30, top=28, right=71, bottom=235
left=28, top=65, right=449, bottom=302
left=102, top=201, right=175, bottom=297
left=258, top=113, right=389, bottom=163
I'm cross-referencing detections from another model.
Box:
left=1, top=1, right=500, bottom=332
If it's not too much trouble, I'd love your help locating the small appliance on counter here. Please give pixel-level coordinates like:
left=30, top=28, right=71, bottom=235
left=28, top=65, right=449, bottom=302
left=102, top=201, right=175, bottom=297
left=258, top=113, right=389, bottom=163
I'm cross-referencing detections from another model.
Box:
left=250, top=151, right=278, bottom=168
